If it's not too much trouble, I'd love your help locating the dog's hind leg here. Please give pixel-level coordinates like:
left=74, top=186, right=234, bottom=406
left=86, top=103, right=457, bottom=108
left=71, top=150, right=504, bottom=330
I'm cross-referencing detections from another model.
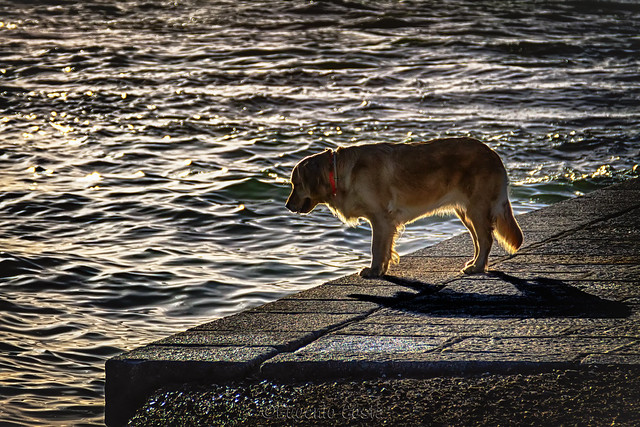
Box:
left=462, top=207, right=493, bottom=274
left=361, top=216, right=397, bottom=278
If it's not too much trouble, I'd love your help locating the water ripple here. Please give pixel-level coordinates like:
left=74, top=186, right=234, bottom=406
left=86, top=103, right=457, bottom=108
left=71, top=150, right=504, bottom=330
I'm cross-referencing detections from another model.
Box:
left=1, top=0, right=640, bottom=424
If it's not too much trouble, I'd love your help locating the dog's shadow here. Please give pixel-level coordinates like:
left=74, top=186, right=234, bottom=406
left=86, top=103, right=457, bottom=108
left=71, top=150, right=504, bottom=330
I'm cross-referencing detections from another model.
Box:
left=351, top=271, right=630, bottom=319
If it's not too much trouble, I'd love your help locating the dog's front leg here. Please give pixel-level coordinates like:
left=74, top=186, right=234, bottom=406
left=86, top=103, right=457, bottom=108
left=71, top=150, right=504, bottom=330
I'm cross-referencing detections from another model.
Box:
left=361, top=218, right=395, bottom=279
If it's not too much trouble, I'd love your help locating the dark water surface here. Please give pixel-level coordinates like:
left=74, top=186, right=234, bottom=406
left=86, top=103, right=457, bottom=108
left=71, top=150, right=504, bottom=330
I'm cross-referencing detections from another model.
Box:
left=1, top=0, right=639, bottom=424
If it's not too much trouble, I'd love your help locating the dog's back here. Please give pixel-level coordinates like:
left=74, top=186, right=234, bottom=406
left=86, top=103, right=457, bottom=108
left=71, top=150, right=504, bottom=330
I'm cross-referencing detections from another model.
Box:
left=332, top=138, right=506, bottom=220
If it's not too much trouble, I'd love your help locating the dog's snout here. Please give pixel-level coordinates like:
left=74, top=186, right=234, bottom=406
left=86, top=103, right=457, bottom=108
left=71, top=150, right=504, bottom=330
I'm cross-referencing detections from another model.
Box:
left=285, top=191, right=300, bottom=213
left=285, top=194, right=313, bottom=214
left=285, top=199, right=296, bottom=213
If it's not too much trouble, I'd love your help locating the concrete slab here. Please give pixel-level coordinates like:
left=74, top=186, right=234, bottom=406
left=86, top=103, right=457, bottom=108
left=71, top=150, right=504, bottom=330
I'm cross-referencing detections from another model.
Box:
left=105, top=345, right=277, bottom=426
left=261, top=334, right=638, bottom=381
left=153, top=330, right=318, bottom=351
left=337, top=317, right=571, bottom=338
left=563, top=318, right=640, bottom=338
left=581, top=354, right=640, bottom=365
left=261, top=351, right=576, bottom=381
left=249, top=299, right=380, bottom=314
left=496, top=254, right=640, bottom=266
left=191, top=312, right=359, bottom=332
left=521, top=240, right=640, bottom=256
left=281, top=283, right=422, bottom=301
left=443, top=336, right=634, bottom=361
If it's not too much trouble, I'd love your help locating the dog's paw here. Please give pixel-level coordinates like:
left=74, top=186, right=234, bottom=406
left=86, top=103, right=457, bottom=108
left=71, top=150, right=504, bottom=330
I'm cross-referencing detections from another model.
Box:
left=461, top=264, right=486, bottom=275
left=360, top=267, right=382, bottom=279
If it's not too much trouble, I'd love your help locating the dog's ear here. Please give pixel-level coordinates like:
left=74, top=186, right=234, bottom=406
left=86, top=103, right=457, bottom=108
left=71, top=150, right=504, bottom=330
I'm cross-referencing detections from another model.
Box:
left=300, top=152, right=327, bottom=193
left=311, top=154, right=325, bottom=188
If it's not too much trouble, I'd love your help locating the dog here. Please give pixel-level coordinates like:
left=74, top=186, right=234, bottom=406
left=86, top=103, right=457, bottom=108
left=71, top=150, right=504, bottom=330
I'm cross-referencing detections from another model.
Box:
left=286, top=137, right=523, bottom=278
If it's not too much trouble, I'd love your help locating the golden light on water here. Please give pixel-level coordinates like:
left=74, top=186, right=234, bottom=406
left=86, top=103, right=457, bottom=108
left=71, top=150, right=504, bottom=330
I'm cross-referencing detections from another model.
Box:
left=517, top=163, right=623, bottom=186
left=50, top=121, right=74, bottom=134
left=77, top=171, right=102, bottom=186
left=0, top=21, right=19, bottom=30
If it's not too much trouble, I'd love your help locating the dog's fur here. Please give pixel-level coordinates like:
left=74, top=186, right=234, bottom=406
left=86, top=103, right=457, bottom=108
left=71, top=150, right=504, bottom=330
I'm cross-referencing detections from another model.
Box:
left=286, top=137, right=523, bottom=278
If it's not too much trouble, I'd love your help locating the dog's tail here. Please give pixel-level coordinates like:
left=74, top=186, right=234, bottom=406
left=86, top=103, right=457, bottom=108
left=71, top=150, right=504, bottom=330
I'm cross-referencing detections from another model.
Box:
left=493, top=198, right=523, bottom=254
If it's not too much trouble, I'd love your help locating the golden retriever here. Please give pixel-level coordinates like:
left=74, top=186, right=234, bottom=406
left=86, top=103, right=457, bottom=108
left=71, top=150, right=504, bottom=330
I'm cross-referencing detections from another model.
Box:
left=286, top=137, right=523, bottom=278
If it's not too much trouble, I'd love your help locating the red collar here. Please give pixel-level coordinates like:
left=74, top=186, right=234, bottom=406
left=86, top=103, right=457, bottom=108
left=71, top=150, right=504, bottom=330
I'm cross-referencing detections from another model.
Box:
left=328, top=149, right=337, bottom=197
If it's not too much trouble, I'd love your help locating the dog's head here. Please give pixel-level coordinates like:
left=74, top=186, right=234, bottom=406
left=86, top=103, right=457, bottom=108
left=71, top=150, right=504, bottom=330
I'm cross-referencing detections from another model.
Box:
left=285, top=150, right=330, bottom=214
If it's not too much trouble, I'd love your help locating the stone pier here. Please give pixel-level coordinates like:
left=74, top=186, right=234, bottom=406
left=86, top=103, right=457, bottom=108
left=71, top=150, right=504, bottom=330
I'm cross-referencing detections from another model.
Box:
left=105, top=178, right=640, bottom=426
